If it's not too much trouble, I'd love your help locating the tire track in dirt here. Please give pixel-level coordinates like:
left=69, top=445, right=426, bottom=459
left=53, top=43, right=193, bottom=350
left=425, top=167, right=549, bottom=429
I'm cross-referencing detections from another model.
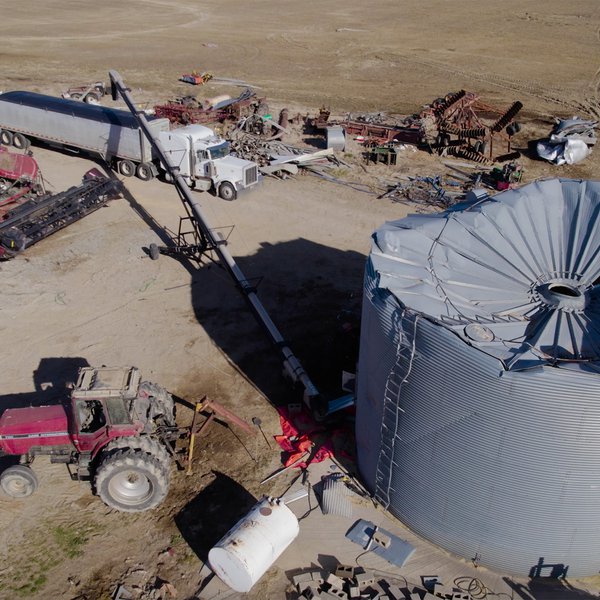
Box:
left=393, top=52, right=599, bottom=118
left=0, top=0, right=209, bottom=43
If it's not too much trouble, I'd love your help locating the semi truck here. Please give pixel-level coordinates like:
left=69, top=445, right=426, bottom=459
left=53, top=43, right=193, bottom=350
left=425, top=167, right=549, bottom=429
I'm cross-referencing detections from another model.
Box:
left=0, top=91, right=260, bottom=200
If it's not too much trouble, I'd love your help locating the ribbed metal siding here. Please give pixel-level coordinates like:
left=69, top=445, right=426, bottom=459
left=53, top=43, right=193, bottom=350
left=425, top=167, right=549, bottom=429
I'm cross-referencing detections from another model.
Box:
left=357, top=287, right=600, bottom=576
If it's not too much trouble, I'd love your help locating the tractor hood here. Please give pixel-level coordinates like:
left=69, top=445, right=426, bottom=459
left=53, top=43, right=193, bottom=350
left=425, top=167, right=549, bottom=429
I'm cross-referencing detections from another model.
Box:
left=0, top=405, right=68, bottom=436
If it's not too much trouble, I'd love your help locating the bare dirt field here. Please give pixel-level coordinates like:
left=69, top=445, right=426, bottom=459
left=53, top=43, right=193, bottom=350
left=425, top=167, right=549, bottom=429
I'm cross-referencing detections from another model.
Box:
left=0, top=1, right=599, bottom=599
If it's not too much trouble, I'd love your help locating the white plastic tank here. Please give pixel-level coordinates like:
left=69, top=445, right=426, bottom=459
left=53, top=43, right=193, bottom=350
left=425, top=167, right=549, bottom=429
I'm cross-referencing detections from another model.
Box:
left=208, top=497, right=299, bottom=592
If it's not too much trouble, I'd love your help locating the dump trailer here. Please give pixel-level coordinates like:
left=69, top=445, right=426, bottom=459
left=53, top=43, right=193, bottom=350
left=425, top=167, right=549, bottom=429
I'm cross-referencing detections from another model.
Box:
left=0, top=91, right=260, bottom=199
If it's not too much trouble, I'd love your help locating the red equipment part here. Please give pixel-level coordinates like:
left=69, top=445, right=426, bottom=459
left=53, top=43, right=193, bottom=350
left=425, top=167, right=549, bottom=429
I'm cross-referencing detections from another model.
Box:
left=0, top=146, right=38, bottom=182
left=0, top=405, right=70, bottom=455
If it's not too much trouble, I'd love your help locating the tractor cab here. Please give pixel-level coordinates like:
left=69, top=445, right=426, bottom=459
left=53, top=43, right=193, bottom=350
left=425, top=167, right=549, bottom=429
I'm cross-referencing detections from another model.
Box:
left=70, top=366, right=141, bottom=454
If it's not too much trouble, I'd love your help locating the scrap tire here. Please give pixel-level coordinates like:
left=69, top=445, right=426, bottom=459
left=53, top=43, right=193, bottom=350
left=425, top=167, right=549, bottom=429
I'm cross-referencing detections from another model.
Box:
left=0, top=130, right=13, bottom=146
left=95, top=449, right=169, bottom=512
left=219, top=181, right=237, bottom=201
left=100, top=436, right=171, bottom=474
left=12, top=132, right=29, bottom=150
left=138, top=381, right=176, bottom=425
left=0, top=465, right=38, bottom=498
left=118, top=159, right=135, bottom=177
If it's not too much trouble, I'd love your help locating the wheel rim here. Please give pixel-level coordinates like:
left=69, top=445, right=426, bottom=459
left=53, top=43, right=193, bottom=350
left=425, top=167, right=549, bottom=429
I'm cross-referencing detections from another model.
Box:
left=120, top=161, right=134, bottom=177
left=108, top=469, right=152, bottom=506
left=3, top=476, right=32, bottom=497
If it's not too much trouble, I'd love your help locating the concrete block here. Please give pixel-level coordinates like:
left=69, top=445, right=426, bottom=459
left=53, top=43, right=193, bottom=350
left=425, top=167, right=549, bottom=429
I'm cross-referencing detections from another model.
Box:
left=311, top=569, right=326, bottom=584
left=293, top=572, right=314, bottom=587
left=348, top=585, right=361, bottom=598
left=304, top=583, right=322, bottom=600
left=387, top=585, right=405, bottom=600
left=326, top=590, right=348, bottom=600
left=335, top=564, right=356, bottom=580
left=326, top=572, right=345, bottom=590
left=355, top=571, right=376, bottom=588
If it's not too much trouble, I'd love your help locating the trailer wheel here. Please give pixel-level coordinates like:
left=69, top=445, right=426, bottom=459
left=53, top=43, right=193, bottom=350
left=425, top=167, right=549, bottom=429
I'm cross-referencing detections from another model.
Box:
left=136, top=162, right=155, bottom=181
left=0, top=130, right=13, bottom=146
left=0, top=465, right=38, bottom=498
left=12, top=132, right=29, bottom=150
left=95, top=449, right=169, bottom=512
left=219, top=182, right=237, bottom=201
left=118, top=159, right=135, bottom=177
left=149, top=243, right=160, bottom=261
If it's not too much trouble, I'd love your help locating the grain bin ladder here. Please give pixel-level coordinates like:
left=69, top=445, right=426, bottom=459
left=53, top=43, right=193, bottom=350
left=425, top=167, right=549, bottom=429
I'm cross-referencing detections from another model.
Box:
left=108, top=70, right=323, bottom=415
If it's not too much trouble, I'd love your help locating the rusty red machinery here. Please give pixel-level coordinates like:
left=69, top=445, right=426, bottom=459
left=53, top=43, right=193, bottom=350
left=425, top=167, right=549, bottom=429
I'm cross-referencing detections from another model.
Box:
left=312, top=90, right=523, bottom=163
left=0, top=147, right=44, bottom=215
left=154, top=89, right=268, bottom=127
left=423, top=90, right=523, bottom=162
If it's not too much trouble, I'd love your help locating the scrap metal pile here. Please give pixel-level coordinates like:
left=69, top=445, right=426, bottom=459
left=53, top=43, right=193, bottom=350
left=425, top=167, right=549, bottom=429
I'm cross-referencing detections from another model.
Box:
left=154, top=88, right=268, bottom=126
left=313, top=90, right=524, bottom=165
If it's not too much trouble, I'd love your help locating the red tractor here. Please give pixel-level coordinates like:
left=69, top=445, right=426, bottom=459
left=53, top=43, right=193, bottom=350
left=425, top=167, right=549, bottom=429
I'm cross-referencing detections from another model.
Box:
left=0, top=366, right=176, bottom=512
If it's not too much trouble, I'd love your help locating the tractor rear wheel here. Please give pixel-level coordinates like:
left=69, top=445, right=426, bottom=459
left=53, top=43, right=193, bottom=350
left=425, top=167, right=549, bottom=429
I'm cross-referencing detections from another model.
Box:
left=138, top=381, right=176, bottom=425
left=101, top=435, right=171, bottom=474
left=0, top=465, right=38, bottom=498
left=95, top=449, right=169, bottom=512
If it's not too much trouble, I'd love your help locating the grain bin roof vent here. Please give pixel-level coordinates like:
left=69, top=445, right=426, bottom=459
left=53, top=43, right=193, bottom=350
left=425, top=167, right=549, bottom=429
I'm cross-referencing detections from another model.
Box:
left=371, top=178, right=600, bottom=371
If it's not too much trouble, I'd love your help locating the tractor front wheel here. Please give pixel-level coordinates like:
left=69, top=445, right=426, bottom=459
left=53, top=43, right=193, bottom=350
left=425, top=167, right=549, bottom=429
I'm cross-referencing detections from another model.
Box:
left=95, top=449, right=169, bottom=512
left=0, top=465, right=38, bottom=498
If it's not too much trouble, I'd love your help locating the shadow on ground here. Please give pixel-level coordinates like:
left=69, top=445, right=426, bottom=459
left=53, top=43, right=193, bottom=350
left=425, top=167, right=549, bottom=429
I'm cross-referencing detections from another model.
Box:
left=174, top=471, right=257, bottom=560
left=504, top=575, right=600, bottom=599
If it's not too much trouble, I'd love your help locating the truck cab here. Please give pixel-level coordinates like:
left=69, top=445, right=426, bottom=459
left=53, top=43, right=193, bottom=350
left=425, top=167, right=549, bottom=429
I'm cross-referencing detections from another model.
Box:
left=159, top=125, right=260, bottom=200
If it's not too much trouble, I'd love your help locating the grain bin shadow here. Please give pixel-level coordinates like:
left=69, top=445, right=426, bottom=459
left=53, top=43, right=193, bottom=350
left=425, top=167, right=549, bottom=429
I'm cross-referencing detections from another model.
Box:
left=175, top=471, right=257, bottom=559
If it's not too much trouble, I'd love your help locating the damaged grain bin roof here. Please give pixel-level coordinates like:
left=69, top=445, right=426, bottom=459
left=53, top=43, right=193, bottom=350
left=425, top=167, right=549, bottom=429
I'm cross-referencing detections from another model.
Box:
left=372, top=178, right=600, bottom=371
left=356, top=178, right=600, bottom=577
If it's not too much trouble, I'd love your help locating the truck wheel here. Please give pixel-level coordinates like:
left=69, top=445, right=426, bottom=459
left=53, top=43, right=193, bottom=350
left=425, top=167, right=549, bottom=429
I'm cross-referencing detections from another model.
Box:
left=118, top=160, right=135, bottom=177
left=84, top=92, right=100, bottom=104
left=95, top=449, right=169, bottom=512
left=219, top=182, right=237, bottom=201
left=0, top=130, right=13, bottom=146
left=12, top=132, right=29, bottom=150
left=0, top=465, right=38, bottom=498
left=136, top=163, right=155, bottom=181
left=100, top=436, right=171, bottom=474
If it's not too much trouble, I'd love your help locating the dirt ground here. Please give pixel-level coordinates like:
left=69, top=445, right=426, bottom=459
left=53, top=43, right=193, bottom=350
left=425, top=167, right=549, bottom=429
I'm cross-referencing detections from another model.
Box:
left=0, top=1, right=599, bottom=599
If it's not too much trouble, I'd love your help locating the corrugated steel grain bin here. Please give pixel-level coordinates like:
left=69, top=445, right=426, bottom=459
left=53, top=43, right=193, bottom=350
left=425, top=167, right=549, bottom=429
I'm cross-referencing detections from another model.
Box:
left=356, top=178, right=600, bottom=577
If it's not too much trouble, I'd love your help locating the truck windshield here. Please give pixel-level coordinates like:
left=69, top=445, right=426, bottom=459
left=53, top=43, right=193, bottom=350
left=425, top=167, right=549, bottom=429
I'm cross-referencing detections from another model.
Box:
left=208, top=141, right=230, bottom=160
